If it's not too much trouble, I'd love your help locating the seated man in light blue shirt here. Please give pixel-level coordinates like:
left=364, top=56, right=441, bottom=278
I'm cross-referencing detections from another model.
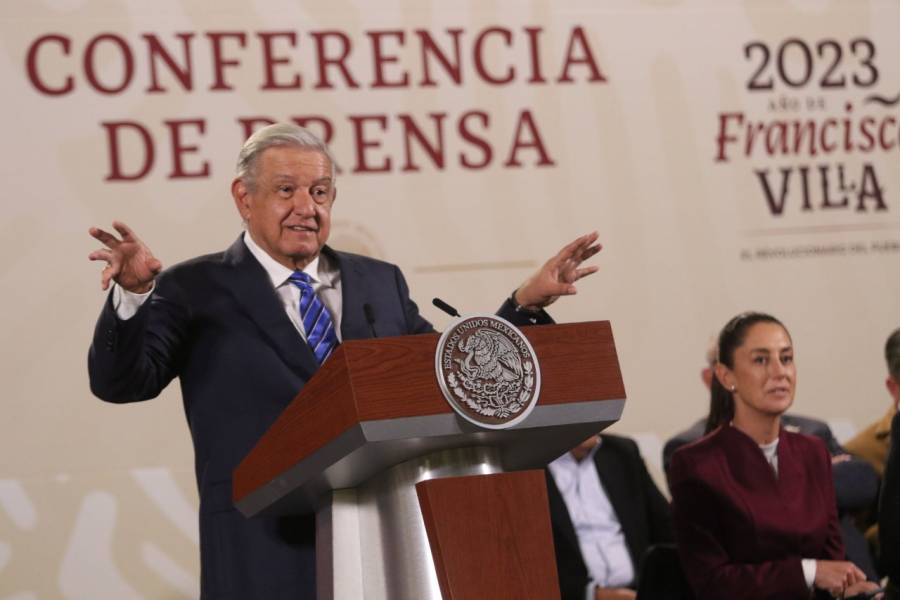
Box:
left=546, top=434, right=673, bottom=600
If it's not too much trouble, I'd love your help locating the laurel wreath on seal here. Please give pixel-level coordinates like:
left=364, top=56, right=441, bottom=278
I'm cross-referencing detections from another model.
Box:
left=447, top=361, right=535, bottom=418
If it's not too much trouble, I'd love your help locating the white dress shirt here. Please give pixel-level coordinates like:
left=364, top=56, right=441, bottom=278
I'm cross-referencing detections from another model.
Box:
left=113, top=232, right=344, bottom=342
left=241, top=232, right=343, bottom=342
left=548, top=440, right=635, bottom=598
left=759, top=438, right=779, bottom=475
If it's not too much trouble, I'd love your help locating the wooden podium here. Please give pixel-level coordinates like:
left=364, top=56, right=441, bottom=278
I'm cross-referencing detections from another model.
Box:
left=234, top=320, right=625, bottom=600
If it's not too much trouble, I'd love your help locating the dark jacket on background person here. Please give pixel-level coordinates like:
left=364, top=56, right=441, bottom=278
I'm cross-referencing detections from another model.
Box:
left=546, top=434, right=673, bottom=600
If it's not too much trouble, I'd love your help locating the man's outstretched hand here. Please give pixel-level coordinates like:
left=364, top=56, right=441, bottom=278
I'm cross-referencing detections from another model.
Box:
left=88, top=221, right=162, bottom=293
left=514, top=231, right=602, bottom=310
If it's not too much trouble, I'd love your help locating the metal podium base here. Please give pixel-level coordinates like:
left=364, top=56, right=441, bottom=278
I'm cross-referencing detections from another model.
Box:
left=316, top=446, right=503, bottom=600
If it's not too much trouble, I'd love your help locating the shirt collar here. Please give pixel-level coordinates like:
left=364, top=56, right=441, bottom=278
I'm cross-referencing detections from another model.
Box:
left=242, top=230, right=326, bottom=288
left=759, top=438, right=779, bottom=451
left=548, top=437, right=603, bottom=492
left=584, top=436, right=602, bottom=460
left=551, top=436, right=603, bottom=469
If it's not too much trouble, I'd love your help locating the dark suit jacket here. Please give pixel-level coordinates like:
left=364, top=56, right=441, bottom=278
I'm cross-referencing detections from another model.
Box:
left=669, top=425, right=845, bottom=600
left=879, top=411, right=900, bottom=583
left=88, top=236, right=550, bottom=599
left=545, top=434, right=674, bottom=600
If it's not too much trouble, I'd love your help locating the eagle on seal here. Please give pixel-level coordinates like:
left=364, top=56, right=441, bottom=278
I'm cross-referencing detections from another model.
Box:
left=456, top=329, right=523, bottom=383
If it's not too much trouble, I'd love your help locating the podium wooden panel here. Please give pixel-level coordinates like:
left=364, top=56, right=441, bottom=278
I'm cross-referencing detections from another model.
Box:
left=417, top=471, right=561, bottom=600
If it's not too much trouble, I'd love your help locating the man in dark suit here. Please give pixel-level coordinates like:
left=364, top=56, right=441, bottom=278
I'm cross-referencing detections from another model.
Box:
left=546, top=434, right=673, bottom=600
left=879, top=410, right=900, bottom=597
left=87, top=123, right=601, bottom=598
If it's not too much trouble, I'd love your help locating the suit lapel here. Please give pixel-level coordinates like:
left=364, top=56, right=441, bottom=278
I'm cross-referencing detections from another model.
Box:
left=775, top=430, right=803, bottom=496
left=544, top=470, right=582, bottom=553
left=223, top=236, right=319, bottom=379
left=326, top=248, right=373, bottom=341
left=594, top=442, right=641, bottom=565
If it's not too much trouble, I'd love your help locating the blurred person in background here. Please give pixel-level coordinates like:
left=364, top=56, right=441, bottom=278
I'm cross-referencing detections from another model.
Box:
left=847, top=328, right=900, bottom=475
left=546, top=433, right=673, bottom=600
left=878, top=410, right=900, bottom=599
left=847, top=327, right=900, bottom=578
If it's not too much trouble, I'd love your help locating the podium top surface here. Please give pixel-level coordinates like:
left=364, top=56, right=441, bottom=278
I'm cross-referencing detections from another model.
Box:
left=234, top=320, right=626, bottom=517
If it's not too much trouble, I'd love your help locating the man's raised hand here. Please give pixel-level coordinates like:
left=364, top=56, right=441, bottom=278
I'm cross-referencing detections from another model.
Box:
left=88, top=221, right=162, bottom=293
left=514, top=231, right=602, bottom=310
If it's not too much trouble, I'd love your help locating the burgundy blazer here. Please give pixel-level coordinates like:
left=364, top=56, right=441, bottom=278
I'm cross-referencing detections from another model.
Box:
left=668, top=425, right=844, bottom=600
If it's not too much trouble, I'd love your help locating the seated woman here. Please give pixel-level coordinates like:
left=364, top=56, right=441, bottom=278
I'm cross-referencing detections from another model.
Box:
left=668, top=312, right=881, bottom=599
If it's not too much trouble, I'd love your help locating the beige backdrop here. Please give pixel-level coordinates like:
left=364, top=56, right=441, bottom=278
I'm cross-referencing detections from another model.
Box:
left=2, top=0, right=899, bottom=597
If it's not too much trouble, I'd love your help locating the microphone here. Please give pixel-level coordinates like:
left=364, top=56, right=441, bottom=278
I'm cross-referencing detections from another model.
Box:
left=432, top=297, right=461, bottom=318
left=363, top=303, right=378, bottom=338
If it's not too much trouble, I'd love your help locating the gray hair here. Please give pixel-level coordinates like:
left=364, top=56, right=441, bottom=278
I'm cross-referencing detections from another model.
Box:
left=236, top=123, right=337, bottom=191
left=887, top=327, right=900, bottom=381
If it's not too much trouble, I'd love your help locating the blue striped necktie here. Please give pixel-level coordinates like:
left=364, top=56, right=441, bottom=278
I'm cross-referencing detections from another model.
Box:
left=287, top=271, right=338, bottom=364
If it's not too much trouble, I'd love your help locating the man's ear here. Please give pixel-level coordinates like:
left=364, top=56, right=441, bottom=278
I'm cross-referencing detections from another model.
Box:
left=887, top=376, right=900, bottom=407
left=232, top=178, right=250, bottom=220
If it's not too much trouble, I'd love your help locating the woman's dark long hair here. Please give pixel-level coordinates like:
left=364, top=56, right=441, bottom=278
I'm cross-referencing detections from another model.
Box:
left=704, top=312, right=787, bottom=434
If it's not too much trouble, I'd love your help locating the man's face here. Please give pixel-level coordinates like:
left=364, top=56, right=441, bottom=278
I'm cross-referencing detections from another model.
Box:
left=232, top=145, right=335, bottom=270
